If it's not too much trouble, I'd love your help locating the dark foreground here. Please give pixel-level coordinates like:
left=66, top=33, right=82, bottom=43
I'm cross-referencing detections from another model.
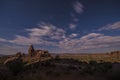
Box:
left=0, top=57, right=120, bottom=80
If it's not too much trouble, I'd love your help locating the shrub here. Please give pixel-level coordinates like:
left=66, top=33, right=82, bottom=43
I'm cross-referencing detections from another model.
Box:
left=89, top=60, right=97, bottom=65
left=5, top=58, right=24, bottom=75
left=54, top=55, right=60, bottom=60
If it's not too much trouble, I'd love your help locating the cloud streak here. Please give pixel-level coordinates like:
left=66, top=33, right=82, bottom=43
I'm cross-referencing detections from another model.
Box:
left=59, top=33, right=120, bottom=52
left=69, top=23, right=77, bottom=30
left=73, top=1, right=84, bottom=14
left=0, top=38, right=8, bottom=42
left=98, top=21, right=120, bottom=31
left=8, top=23, right=65, bottom=46
left=69, top=33, right=78, bottom=38
left=0, top=22, right=120, bottom=53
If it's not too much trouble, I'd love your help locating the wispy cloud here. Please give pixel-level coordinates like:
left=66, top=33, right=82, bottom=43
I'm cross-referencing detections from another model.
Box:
left=70, top=13, right=79, bottom=22
left=69, top=33, right=78, bottom=38
left=69, top=1, right=83, bottom=30
left=58, top=33, right=120, bottom=52
left=0, top=21, right=120, bottom=53
left=69, top=23, right=77, bottom=30
left=26, top=23, right=66, bottom=40
left=73, top=1, right=84, bottom=14
left=8, top=22, right=66, bottom=46
left=9, top=35, right=41, bottom=45
left=80, top=33, right=103, bottom=39
left=98, top=21, right=120, bottom=31
left=0, top=38, right=7, bottom=42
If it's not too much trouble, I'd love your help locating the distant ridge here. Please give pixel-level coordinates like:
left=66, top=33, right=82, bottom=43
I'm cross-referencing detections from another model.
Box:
left=52, top=50, right=120, bottom=55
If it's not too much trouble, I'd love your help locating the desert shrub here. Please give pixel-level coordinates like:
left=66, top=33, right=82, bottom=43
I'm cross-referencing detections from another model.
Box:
left=0, top=64, right=14, bottom=80
left=5, top=58, right=24, bottom=75
left=54, top=71, right=61, bottom=77
left=41, top=61, right=51, bottom=67
left=99, top=62, right=112, bottom=72
left=46, top=70, right=61, bottom=77
left=40, top=60, right=56, bottom=68
left=17, top=73, right=43, bottom=80
left=46, top=70, right=53, bottom=76
left=89, top=60, right=97, bottom=65
left=54, top=55, right=60, bottom=60
left=67, top=65, right=77, bottom=70
left=107, top=70, right=120, bottom=80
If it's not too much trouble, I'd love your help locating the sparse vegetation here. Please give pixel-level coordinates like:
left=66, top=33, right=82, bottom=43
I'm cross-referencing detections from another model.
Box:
left=5, top=57, right=24, bottom=75
left=0, top=47, right=120, bottom=80
left=60, top=51, right=120, bottom=63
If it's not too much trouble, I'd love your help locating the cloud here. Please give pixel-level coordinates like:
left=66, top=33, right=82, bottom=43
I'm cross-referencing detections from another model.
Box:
left=69, top=1, right=83, bottom=30
left=58, top=33, right=120, bottom=51
left=0, top=21, right=120, bottom=53
left=26, top=23, right=66, bottom=40
left=26, top=23, right=55, bottom=37
left=98, top=21, right=120, bottom=31
left=78, top=35, right=118, bottom=50
left=73, top=1, right=84, bottom=14
left=9, top=35, right=41, bottom=45
left=70, top=13, right=79, bottom=22
left=80, top=33, right=103, bottom=39
left=69, top=23, right=77, bottom=29
left=69, top=33, right=78, bottom=38
left=0, top=38, right=7, bottom=42
left=8, top=23, right=66, bottom=46
left=0, top=31, right=120, bottom=53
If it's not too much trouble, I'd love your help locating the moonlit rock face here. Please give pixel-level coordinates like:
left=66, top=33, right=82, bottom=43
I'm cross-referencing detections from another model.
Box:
left=28, top=45, right=36, bottom=57
left=27, top=45, right=50, bottom=58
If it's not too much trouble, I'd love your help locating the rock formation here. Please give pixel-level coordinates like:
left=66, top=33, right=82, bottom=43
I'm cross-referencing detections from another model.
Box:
left=28, top=45, right=51, bottom=58
left=36, top=50, right=50, bottom=58
left=4, top=45, right=51, bottom=65
left=15, top=52, right=22, bottom=58
left=28, top=44, right=36, bottom=57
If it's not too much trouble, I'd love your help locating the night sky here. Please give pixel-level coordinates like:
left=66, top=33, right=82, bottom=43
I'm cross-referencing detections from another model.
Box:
left=0, top=0, right=120, bottom=55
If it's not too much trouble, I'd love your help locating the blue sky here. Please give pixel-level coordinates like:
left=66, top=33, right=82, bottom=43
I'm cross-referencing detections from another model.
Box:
left=0, top=0, right=120, bottom=55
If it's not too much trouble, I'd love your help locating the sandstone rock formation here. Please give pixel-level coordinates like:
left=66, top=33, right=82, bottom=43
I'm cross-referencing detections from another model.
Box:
left=28, top=45, right=51, bottom=58
left=4, top=57, right=22, bottom=65
left=15, top=52, right=22, bottom=58
left=4, top=52, right=23, bottom=65
left=28, top=45, right=36, bottom=57
left=4, top=45, right=51, bottom=66
left=36, top=50, right=50, bottom=57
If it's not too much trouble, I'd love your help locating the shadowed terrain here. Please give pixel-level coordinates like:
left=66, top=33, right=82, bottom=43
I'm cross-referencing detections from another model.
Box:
left=0, top=45, right=120, bottom=80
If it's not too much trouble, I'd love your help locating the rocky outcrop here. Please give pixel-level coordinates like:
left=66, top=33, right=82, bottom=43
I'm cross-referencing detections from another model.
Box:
left=4, top=57, right=22, bottom=65
left=15, top=52, right=22, bottom=58
left=36, top=50, right=50, bottom=58
left=28, top=45, right=36, bottom=57
left=28, top=45, right=51, bottom=58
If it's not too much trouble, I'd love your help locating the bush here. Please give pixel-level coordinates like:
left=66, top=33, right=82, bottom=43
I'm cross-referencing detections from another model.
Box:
left=5, top=57, right=24, bottom=75
left=89, top=60, right=97, bottom=65
left=54, top=55, right=60, bottom=60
